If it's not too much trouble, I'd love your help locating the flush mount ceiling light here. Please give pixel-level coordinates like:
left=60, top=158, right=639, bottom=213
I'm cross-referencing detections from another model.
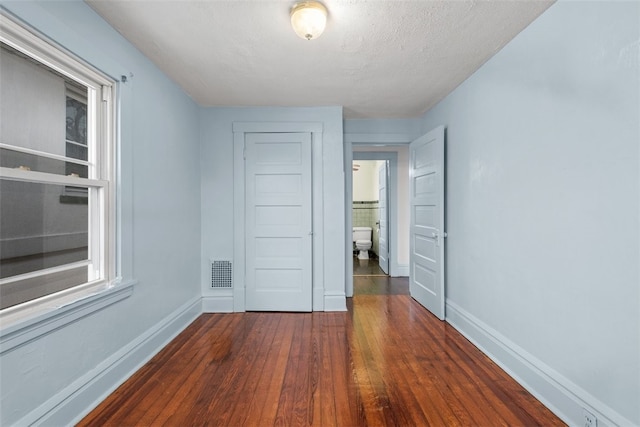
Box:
left=290, top=1, right=328, bottom=41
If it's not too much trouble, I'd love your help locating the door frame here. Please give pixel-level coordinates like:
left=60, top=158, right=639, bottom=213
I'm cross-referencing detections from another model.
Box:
left=233, top=122, right=324, bottom=312
left=344, top=133, right=414, bottom=297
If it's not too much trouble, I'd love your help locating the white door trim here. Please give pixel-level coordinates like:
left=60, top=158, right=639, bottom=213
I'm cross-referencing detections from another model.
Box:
left=345, top=150, right=402, bottom=297
left=233, top=122, right=323, bottom=312
left=345, top=133, right=416, bottom=299
left=345, top=131, right=416, bottom=298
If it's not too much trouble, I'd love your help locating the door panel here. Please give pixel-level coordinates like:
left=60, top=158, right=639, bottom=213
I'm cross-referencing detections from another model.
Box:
left=245, top=132, right=312, bottom=312
left=410, top=126, right=445, bottom=320
left=378, top=161, right=389, bottom=274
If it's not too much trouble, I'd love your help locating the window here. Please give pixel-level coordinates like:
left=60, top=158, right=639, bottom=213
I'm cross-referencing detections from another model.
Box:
left=62, top=82, right=90, bottom=202
left=0, top=16, right=117, bottom=319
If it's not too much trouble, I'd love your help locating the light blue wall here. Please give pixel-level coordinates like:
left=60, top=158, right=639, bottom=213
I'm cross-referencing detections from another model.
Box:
left=344, top=118, right=421, bottom=136
left=1, top=0, right=638, bottom=425
left=0, top=1, right=201, bottom=425
left=420, top=1, right=639, bottom=425
left=200, top=106, right=345, bottom=308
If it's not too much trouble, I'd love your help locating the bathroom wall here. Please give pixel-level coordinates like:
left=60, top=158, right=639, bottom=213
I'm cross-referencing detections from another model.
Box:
left=352, top=201, right=378, bottom=254
left=352, top=160, right=379, bottom=201
left=352, top=160, right=384, bottom=256
left=419, top=1, right=639, bottom=425
left=0, top=2, right=202, bottom=425
left=352, top=201, right=378, bottom=229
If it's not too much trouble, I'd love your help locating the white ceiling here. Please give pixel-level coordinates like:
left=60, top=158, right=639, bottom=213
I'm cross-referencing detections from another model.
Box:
left=86, top=0, right=554, bottom=119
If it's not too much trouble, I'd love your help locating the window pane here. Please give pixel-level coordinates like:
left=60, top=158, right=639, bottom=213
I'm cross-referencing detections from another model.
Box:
left=0, top=16, right=115, bottom=315
left=0, top=147, right=89, bottom=178
left=0, top=266, right=88, bottom=310
left=0, top=180, right=89, bottom=279
left=1, top=43, right=88, bottom=159
left=66, top=95, right=88, bottom=147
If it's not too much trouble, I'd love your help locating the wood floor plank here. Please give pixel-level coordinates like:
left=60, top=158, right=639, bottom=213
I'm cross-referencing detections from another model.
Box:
left=313, top=313, right=336, bottom=427
left=349, top=303, right=393, bottom=426
left=140, top=314, right=242, bottom=425
left=327, top=313, right=361, bottom=426
left=189, top=313, right=264, bottom=426
left=245, top=312, right=296, bottom=425
left=354, top=295, right=425, bottom=426
left=274, top=313, right=310, bottom=426
left=370, top=298, right=454, bottom=426
left=227, top=313, right=281, bottom=425
left=443, top=334, right=536, bottom=426
left=80, top=314, right=227, bottom=426
left=79, top=277, right=566, bottom=427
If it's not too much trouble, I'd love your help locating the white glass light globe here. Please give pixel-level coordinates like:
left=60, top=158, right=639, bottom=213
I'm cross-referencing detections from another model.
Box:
left=290, top=1, right=327, bottom=40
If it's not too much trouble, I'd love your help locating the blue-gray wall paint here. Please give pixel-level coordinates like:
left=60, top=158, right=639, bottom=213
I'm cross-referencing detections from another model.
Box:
left=344, top=118, right=421, bottom=136
left=199, top=106, right=346, bottom=309
left=420, top=1, right=639, bottom=425
left=0, top=1, right=201, bottom=425
left=1, top=0, right=638, bottom=426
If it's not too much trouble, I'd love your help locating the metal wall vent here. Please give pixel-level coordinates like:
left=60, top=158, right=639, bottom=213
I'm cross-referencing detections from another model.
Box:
left=211, top=260, right=233, bottom=288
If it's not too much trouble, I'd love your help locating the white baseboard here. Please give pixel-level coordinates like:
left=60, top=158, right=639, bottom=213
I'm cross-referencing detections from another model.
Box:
left=202, top=295, right=234, bottom=313
left=22, top=296, right=202, bottom=427
left=324, top=292, right=347, bottom=311
left=393, top=264, right=409, bottom=277
left=445, top=300, right=632, bottom=427
left=313, top=287, right=325, bottom=311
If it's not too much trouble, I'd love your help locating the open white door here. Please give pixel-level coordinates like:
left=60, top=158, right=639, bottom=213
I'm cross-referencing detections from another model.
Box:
left=409, top=126, right=445, bottom=320
left=377, top=161, right=389, bottom=274
left=245, top=132, right=312, bottom=312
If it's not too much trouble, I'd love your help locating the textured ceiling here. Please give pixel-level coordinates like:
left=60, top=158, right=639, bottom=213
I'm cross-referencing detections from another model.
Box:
left=86, top=0, right=554, bottom=118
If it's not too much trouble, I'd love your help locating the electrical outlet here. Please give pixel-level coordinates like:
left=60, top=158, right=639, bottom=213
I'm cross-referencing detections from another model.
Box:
left=583, top=409, right=597, bottom=427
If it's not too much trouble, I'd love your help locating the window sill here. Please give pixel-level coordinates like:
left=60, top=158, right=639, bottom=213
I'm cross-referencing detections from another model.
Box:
left=0, top=279, right=135, bottom=355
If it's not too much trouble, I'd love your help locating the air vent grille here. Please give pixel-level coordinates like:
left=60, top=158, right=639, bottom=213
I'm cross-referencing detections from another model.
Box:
left=211, top=260, right=232, bottom=288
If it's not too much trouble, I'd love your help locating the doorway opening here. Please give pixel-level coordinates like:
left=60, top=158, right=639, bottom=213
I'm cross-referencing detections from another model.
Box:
left=346, top=148, right=402, bottom=297
left=352, top=156, right=408, bottom=294
left=352, top=160, right=388, bottom=277
left=351, top=157, right=409, bottom=296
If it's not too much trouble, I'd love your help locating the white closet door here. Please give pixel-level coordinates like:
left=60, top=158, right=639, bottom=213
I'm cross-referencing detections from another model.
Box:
left=245, top=132, right=312, bottom=312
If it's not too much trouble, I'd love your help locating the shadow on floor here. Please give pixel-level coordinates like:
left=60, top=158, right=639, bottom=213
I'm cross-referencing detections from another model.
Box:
left=353, top=256, right=409, bottom=295
left=352, top=255, right=386, bottom=276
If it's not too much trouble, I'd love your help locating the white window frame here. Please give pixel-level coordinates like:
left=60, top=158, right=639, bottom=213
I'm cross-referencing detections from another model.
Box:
left=0, top=13, right=122, bottom=330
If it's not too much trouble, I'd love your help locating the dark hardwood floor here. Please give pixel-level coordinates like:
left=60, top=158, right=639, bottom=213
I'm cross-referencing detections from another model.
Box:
left=79, top=274, right=564, bottom=426
left=353, top=255, right=387, bottom=276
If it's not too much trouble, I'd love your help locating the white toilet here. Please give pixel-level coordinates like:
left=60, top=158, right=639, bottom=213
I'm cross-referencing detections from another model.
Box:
left=352, top=227, right=373, bottom=260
